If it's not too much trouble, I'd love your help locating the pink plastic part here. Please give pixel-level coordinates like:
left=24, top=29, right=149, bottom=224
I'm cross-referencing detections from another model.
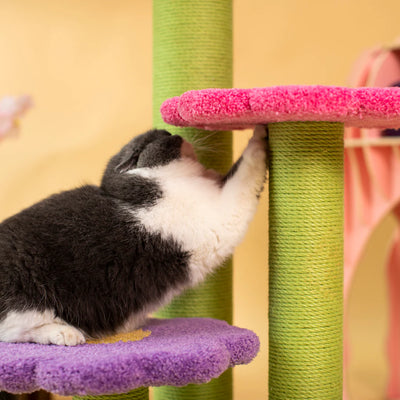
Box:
left=161, top=86, right=400, bottom=130
left=346, top=47, right=382, bottom=90
left=387, top=206, right=400, bottom=399
left=343, top=140, right=400, bottom=398
left=344, top=45, right=400, bottom=400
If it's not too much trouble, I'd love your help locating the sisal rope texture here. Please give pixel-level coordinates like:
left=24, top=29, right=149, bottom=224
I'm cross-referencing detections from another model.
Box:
left=74, top=388, right=149, bottom=400
left=268, top=121, right=344, bottom=399
left=153, top=0, right=233, bottom=399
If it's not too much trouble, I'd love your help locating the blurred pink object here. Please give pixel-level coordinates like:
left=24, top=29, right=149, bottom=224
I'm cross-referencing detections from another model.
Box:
left=344, top=43, right=400, bottom=400
left=0, top=95, right=32, bottom=140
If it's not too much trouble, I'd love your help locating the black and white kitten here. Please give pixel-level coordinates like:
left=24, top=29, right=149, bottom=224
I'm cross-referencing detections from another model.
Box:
left=0, top=126, right=267, bottom=346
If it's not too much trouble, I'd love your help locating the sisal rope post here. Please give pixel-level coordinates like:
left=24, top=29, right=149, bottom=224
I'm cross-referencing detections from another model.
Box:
left=268, top=121, right=344, bottom=399
left=153, top=0, right=233, bottom=399
left=72, top=334, right=150, bottom=400
left=73, top=388, right=149, bottom=400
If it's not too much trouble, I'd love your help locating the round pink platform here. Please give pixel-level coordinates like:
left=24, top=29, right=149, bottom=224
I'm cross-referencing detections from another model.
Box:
left=161, top=85, right=400, bottom=130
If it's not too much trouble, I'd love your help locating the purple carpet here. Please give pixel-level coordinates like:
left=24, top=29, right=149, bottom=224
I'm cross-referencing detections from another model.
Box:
left=0, top=318, right=259, bottom=395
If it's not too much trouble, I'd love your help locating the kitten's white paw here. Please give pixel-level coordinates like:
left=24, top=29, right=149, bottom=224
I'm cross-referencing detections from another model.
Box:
left=253, top=124, right=268, bottom=140
left=244, top=126, right=267, bottom=166
left=46, top=324, right=86, bottom=346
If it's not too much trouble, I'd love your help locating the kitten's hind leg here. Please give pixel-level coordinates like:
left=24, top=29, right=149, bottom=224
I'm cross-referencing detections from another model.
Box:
left=0, top=310, right=85, bottom=346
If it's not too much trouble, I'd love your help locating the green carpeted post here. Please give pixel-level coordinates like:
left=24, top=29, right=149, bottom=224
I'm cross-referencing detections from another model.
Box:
left=268, top=121, right=344, bottom=399
left=153, top=0, right=233, bottom=399
left=73, top=388, right=149, bottom=400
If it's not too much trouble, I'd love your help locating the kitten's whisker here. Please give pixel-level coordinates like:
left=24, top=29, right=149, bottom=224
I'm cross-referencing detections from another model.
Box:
left=189, top=131, right=233, bottom=157
left=187, top=131, right=219, bottom=146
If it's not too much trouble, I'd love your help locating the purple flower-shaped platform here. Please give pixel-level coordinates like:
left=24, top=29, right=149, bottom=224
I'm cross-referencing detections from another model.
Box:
left=0, top=318, right=259, bottom=396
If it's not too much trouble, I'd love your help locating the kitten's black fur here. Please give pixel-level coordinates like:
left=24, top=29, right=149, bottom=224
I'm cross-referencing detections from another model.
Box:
left=0, top=126, right=267, bottom=344
left=0, top=129, right=190, bottom=337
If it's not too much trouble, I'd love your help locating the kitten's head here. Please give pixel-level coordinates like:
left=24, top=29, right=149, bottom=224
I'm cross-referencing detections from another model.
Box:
left=110, top=129, right=197, bottom=173
left=101, top=129, right=199, bottom=203
left=101, top=129, right=220, bottom=203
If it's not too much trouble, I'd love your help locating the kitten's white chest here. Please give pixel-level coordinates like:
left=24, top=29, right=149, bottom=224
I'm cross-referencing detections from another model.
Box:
left=129, top=165, right=227, bottom=284
left=126, top=155, right=262, bottom=286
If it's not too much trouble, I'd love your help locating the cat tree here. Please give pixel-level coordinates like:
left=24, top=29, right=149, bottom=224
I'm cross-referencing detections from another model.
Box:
left=344, top=43, right=400, bottom=400
left=1, top=2, right=400, bottom=400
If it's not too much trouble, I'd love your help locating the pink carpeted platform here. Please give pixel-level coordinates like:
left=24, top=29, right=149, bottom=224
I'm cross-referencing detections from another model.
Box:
left=161, top=85, right=400, bottom=130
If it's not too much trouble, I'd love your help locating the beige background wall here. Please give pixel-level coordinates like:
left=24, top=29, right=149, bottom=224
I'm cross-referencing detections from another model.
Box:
left=0, top=1, right=400, bottom=399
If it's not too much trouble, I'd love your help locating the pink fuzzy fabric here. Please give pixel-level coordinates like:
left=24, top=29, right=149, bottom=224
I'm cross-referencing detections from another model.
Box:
left=161, top=85, right=400, bottom=130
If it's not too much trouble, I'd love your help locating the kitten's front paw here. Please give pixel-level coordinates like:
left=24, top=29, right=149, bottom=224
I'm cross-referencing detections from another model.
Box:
left=243, top=125, right=268, bottom=166
left=253, top=124, right=268, bottom=140
left=47, top=324, right=86, bottom=346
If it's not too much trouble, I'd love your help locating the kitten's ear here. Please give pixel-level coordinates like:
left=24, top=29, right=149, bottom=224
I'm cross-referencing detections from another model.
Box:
left=113, top=129, right=172, bottom=173
left=115, top=150, right=140, bottom=173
